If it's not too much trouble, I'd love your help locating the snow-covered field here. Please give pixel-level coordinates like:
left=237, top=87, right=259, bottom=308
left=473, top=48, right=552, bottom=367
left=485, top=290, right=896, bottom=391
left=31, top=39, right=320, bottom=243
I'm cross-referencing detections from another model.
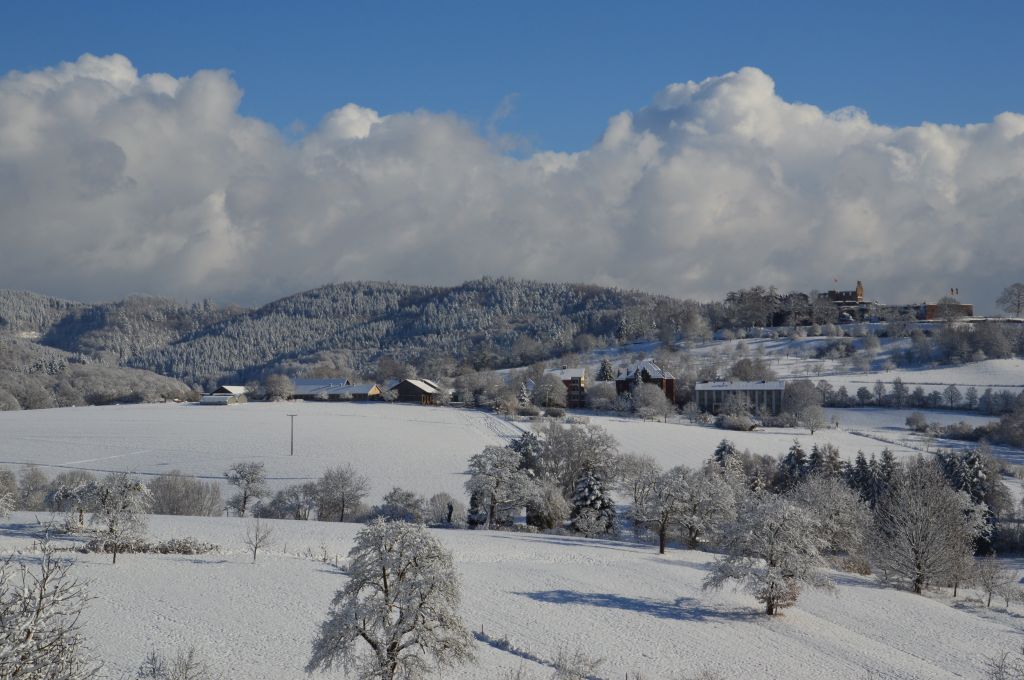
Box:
left=0, top=402, right=990, bottom=505
left=0, top=402, right=522, bottom=502
left=2, top=512, right=1021, bottom=680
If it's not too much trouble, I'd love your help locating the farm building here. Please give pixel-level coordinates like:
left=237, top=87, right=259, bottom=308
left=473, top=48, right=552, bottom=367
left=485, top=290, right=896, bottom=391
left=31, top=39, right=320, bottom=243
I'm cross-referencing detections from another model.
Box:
left=291, top=378, right=351, bottom=400
left=694, top=380, right=786, bottom=416
left=393, top=378, right=442, bottom=405
left=324, top=384, right=382, bottom=401
left=200, top=385, right=248, bottom=405
left=616, top=359, right=675, bottom=402
left=544, top=366, right=587, bottom=407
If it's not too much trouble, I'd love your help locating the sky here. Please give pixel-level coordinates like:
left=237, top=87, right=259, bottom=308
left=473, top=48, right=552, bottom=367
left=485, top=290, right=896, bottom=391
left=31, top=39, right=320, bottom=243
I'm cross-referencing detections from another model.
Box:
left=1, top=1, right=1023, bottom=311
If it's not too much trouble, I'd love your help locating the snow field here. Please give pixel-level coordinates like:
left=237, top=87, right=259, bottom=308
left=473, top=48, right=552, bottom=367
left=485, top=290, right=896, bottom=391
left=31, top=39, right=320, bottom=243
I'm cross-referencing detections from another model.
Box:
left=2, top=513, right=1021, bottom=679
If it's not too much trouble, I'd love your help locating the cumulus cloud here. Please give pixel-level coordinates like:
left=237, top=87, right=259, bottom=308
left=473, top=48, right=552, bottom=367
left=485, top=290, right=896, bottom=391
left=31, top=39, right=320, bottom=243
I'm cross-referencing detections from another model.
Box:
left=1, top=55, right=1022, bottom=310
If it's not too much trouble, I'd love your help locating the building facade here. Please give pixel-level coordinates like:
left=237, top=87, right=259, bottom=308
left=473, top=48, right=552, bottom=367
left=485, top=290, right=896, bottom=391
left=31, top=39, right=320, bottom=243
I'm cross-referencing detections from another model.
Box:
left=693, top=380, right=786, bottom=415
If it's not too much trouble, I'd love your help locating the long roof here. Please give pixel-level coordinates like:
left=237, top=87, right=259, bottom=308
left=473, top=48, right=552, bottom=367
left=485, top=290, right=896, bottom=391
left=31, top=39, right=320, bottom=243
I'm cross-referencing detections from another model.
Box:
left=291, top=378, right=351, bottom=393
left=399, top=379, right=441, bottom=394
left=213, top=385, right=248, bottom=395
left=694, top=380, right=786, bottom=391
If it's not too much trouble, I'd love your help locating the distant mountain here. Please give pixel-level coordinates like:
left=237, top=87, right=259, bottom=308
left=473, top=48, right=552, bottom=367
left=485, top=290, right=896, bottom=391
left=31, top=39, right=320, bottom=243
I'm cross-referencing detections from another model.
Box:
left=0, top=278, right=698, bottom=388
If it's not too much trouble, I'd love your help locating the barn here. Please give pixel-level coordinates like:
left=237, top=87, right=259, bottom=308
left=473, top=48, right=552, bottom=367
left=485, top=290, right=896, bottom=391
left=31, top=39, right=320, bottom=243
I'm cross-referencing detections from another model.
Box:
left=291, top=378, right=351, bottom=400
left=393, top=379, right=442, bottom=405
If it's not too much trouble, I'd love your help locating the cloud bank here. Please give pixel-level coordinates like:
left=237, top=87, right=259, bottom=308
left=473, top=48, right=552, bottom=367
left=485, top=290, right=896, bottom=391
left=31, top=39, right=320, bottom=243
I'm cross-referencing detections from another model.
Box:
left=2, top=54, right=1022, bottom=310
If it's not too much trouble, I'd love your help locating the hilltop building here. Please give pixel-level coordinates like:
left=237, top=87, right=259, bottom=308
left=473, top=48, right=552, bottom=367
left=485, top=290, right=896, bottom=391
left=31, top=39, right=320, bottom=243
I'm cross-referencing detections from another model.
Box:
left=694, top=380, right=786, bottom=416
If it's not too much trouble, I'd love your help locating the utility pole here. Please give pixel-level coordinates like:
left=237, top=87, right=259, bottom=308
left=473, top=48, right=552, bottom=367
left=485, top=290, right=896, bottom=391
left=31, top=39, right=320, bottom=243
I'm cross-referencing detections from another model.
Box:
left=287, top=413, right=297, bottom=456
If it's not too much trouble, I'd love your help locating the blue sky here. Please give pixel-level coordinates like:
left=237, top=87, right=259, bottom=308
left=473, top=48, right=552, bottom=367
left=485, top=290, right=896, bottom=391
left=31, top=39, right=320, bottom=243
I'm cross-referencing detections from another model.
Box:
left=3, top=0, right=1023, bottom=151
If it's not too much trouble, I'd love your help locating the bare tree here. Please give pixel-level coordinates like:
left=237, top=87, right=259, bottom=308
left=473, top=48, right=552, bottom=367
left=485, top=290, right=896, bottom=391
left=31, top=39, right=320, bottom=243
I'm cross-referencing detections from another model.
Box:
left=224, top=462, right=269, bottom=516
left=243, top=518, right=274, bottom=563
left=0, top=540, right=103, bottom=679
left=997, top=283, right=1024, bottom=317
left=632, top=383, right=676, bottom=421
left=307, top=520, right=474, bottom=680
left=137, top=645, right=212, bottom=680
left=871, top=457, right=988, bottom=594
left=88, top=471, right=152, bottom=564
left=703, top=492, right=832, bottom=615
left=974, top=555, right=1020, bottom=608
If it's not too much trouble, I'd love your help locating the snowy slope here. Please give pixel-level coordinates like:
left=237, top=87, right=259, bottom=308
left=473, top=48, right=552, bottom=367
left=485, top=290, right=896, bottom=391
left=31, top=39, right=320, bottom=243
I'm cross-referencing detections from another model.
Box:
left=1, top=513, right=1020, bottom=680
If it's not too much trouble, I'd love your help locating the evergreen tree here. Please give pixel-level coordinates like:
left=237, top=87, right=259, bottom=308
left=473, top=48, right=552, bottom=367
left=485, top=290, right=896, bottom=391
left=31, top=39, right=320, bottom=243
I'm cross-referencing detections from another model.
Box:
left=776, top=440, right=808, bottom=490
left=596, top=358, right=616, bottom=382
left=712, top=439, right=740, bottom=467
left=570, top=470, right=616, bottom=536
left=508, top=431, right=543, bottom=475
left=807, top=443, right=842, bottom=477
left=517, top=381, right=531, bottom=407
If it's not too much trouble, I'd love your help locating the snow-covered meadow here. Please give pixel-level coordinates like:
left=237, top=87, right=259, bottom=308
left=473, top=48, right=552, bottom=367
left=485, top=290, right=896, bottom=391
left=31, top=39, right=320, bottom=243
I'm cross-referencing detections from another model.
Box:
left=2, top=512, right=1022, bottom=680
left=0, top=401, right=997, bottom=505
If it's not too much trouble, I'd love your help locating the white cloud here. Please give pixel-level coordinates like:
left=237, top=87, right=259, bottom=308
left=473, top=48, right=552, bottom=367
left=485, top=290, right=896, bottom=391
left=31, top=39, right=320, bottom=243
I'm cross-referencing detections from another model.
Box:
left=1, top=54, right=1022, bottom=311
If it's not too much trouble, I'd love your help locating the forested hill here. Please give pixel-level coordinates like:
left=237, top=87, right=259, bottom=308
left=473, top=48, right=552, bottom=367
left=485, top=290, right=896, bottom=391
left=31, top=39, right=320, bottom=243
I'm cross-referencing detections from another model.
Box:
left=0, top=279, right=698, bottom=387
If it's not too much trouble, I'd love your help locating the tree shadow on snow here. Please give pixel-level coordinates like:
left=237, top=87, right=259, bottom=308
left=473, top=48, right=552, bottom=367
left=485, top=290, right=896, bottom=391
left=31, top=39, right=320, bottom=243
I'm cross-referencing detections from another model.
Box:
left=515, top=589, right=758, bottom=622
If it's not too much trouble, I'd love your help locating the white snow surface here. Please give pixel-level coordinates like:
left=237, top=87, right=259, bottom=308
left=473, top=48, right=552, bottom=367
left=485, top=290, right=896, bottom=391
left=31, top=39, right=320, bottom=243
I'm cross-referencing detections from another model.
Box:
left=1, top=512, right=1021, bottom=680
left=0, top=402, right=956, bottom=505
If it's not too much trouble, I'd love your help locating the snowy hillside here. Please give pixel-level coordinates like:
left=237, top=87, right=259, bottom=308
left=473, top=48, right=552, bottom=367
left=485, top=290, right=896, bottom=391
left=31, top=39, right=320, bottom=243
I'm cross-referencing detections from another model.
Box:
left=1, top=513, right=1020, bottom=679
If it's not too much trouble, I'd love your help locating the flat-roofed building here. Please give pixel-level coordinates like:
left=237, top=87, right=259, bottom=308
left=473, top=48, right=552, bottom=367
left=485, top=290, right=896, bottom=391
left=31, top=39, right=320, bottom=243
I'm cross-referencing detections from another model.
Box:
left=694, top=380, right=786, bottom=415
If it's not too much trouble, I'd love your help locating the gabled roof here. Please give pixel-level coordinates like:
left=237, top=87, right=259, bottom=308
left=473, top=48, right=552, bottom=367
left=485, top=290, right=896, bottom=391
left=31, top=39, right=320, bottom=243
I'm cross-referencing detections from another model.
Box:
left=213, top=385, right=248, bottom=395
left=382, top=378, right=402, bottom=391
left=617, top=359, right=674, bottom=381
left=324, top=383, right=380, bottom=396
left=694, top=380, right=786, bottom=391
left=398, top=379, right=440, bottom=395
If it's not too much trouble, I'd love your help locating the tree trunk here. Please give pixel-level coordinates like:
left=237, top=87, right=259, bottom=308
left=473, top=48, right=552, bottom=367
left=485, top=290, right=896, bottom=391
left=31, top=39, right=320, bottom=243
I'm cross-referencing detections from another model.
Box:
left=765, top=600, right=775, bottom=615
left=687, top=528, right=699, bottom=550
left=112, top=547, right=118, bottom=565
left=987, top=592, right=992, bottom=608
left=658, top=525, right=666, bottom=554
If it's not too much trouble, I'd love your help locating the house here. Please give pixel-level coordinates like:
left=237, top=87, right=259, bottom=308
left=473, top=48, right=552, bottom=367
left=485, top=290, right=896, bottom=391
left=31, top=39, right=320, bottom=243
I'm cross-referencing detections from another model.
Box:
left=615, top=359, right=675, bottom=402
left=544, top=366, right=587, bottom=408
left=920, top=302, right=974, bottom=320
left=393, top=378, right=442, bottom=405
left=291, top=378, right=351, bottom=400
left=693, top=380, right=786, bottom=416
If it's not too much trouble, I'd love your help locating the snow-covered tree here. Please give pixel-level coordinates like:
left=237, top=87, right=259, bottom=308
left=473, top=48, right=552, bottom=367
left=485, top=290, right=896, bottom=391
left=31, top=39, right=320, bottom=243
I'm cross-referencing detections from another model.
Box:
left=0, top=489, right=13, bottom=519
left=996, top=282, right=1024, bottom=317
left=703, top=492, right=832, bottom=615
left=374, top=488, right=427, bottom=523
left=533, top=422, right=618, bottom=496
left=806, top=443, right=842, bottom=478
left=798, top=404, right=826, bottom=435
left=88, top=471, right=152, bottom=564
left=517, top=381, right=532, bottom=407
left=306, top=520, right=474, bottom=680
left=676, top=467, right=737, bottom=551
left=632, top=383, right=676, bottom=421
left=464, top=446, right=534, bottom=529
left=224, top=462, right=269, bottom=516
left=596, top=358, right=616, bottom=382
left=615, top=454, right=661, bottom=536
left=774, top=440, right=808, bottom=490
left=787, top=475, right=869, bottom=557
left=570, top=470, right=616, bottom=537
left=871, top=457, right=988, bottom=594
left=315, top=465, right=369, bottom=522
left=532, top=374, right=567, bottom=408
left=0, top=540, right=102, bottom=679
